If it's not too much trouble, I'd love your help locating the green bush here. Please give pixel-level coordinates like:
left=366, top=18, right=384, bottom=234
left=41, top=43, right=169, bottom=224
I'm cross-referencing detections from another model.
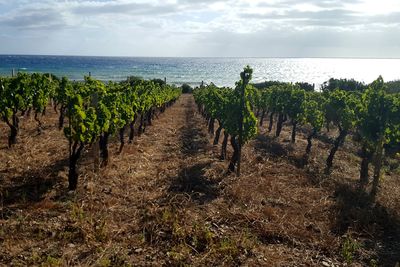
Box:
left=385, top=80, right=400, bottom=94
left=321, top=78, right=367, bottom=92
left=181, top=83, right=193, bottom=94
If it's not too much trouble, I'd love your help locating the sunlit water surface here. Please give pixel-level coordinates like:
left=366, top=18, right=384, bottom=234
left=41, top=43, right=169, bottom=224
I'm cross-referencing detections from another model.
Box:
left=1, top=55, right=399, bottom=88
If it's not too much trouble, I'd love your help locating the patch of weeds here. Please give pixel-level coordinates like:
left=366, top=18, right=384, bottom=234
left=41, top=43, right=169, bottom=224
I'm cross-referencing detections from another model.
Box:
left=172, top=222, right=186, bottom=242
left=108, top=253, right=131, bottom=267
left=28, top=251, right=42, bottom=264
left=25, top=250, right=63, bottom=266
left=216, top=237, right=240, bottom=260
left=56, top=225, right=85, bottom=243
left=93, top=219, right=108, bottom=242
left=345, top=152, right=360, bottom=167
left=141, top=207, right=253, bottom=265
left=238, top=228, right=257, bottom=255
left=167, top=244, right=191, bottom=266
left=31, top=227, right=52, bottom=240
left=70, top=203, right=85, bottom=222
left=160, top=209, right=190, bottom=243
left=41, top=255, right=62, bottom=267
left=143, top=208, right=216, bottom=249
left=188, top=223, right=214, bottom=253
left=15, top=213, right=25, bottom=232
left=97, top=252, right=131, bottom=267
left=341, top=235, right=361, bottom=264
left=98, top=257, right=111, bottom=267
left=141, top=207, right=185, bottom=244
left=369, top=258, right=379, bottom=267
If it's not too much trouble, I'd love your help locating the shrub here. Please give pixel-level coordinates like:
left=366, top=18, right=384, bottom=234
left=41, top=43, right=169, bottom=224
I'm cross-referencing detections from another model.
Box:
left=181, top=83, right=193, bottom=94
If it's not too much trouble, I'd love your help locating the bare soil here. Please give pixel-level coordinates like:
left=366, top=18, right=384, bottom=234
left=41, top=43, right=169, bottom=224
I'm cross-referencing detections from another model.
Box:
left=0, top=94, right=399, bottom=266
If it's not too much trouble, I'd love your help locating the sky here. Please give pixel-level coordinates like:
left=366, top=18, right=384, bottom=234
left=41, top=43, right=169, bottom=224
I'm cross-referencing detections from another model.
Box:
left=0, top=0, right=400, bottom=58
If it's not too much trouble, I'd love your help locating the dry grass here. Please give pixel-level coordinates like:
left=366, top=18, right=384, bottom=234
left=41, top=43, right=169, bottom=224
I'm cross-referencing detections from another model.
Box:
left=0, top=94, right=399, bottom=266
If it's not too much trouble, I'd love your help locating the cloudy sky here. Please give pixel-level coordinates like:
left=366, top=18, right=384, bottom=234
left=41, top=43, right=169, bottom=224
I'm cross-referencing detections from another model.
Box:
left=0, top=0, right=399, bottom=57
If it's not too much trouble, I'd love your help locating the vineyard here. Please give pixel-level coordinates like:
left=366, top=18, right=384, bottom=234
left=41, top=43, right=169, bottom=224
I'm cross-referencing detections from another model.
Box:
left=0, top=74, right=181, bottom=190
left=0, top=68, right=400, bottom=266
left=194, top=68, right=400, bottom=200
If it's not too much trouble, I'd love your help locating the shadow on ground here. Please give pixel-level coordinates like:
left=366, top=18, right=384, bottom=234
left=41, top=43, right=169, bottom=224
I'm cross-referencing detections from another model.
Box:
left=254, top=131, right=400, bottom=265
left=168, top=162, right=218, bottom=204
left=1, top=158, right=68, bottom=218
left=254, top=134, right=307, bottom=168
left=167, top=98, right=220, bottom=205
left=333, top=183, right=400, bottom=266
left=179, top=101, right=209, bottom=157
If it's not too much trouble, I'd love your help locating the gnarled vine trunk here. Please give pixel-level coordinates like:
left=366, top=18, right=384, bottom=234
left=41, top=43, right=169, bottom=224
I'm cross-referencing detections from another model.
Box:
left=119, top=125, right=127, bottom=153
left=68, top=141, right=85, bottom=191
left=359, top=144, right=373, bottom=189
left=58, top=105, right=66, bottom=130
left=208, top=118, right=215, bottom=135
left=34, top=112, right=43, bottom=134
left=220, top=131, right=229, bottom=160
left=275, top=113, right=286, bottom=137
left=291, top=120, right=298, bottom=143
left=325, top=128, right=348, bottom=174
left=5, top=113, right=19, bottom=148
left=147, top=108, right=153, bottom=126
left=138, top=113, right=145, bottom=135
left=228, top=135, right=239, bottom=173
left=326, top=122, right=330, bottom=132
left=213, top=121, right=223, bottom=145
left=99, top=132, right=110, bottom=167
left=129, top=114, right=137, bottom=143
left=370, top=136, right=384, bottom=199
left=260, top=109, right=266, bottom=126
left=53, top=101, right=58, bottom=113
left=205, top=113, right=210, bottom=122
left=302, top=129, right=317, bottom=166
left=268, top=112, right=274, bottom=132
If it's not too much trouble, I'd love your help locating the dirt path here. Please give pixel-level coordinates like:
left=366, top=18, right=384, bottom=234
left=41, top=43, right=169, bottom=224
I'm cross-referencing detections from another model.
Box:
left=79, top=93, right=229, bottom=266
left=100, top=93, right=218, bottom=208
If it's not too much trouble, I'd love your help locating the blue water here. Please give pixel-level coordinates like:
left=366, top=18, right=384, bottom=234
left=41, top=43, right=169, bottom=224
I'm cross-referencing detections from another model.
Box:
left=1, top=55, right=400, bottom=88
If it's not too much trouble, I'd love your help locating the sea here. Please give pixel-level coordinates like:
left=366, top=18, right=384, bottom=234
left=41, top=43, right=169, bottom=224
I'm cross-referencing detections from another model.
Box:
left=1, top=55, right=400, bottom=88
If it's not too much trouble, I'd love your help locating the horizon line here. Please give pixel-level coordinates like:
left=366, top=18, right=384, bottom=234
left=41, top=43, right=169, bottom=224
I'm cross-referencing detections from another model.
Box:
left=1, top=53, right=400, bottom=60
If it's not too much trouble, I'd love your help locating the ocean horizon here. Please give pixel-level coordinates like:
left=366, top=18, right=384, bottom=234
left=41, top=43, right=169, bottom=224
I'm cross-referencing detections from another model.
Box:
left=1, top=54, right=400, bottom=88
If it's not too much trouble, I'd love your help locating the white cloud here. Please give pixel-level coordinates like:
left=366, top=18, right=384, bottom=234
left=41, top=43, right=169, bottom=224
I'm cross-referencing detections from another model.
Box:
left=0, top=0, right=399, bottom=57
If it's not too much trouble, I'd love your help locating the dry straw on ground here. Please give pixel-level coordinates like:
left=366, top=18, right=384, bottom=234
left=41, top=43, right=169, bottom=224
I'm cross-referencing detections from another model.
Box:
left=0, top=95, right=399, bottom=266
